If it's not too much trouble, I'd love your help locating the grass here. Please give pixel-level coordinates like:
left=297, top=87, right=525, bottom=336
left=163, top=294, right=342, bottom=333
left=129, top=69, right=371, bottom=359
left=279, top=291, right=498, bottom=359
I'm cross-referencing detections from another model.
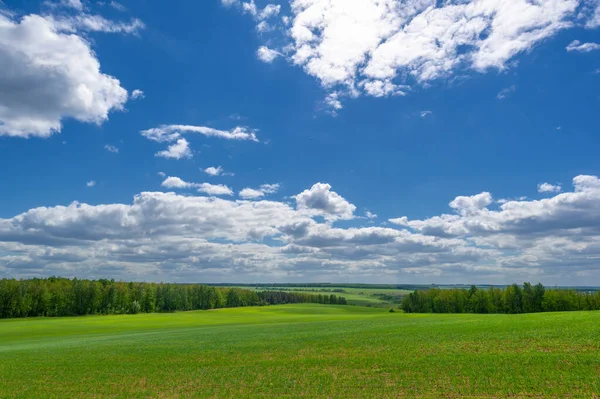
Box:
left=236, top=285, right=412, bottom=307
left=1, top=305, right=600, bottom=398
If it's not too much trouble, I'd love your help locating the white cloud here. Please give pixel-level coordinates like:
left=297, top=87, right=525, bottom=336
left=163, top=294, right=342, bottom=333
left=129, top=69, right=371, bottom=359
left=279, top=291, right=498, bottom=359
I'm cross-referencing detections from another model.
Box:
left=586, top=4, right=600, bottom=28
left=109, top=1, right=126, bottom=11
left=197, top=183, right=234, bottom=196
left=257, top=46, right=281, bottom=63
left=450, top=192, right=493, bottom=216
left=324, top=92, right=343, bottom=114
left=239, top=184, right=280, bottom=199
left=131, top=89, right=145, bottom=100
left=566, top=40, right=600, bottom=52
left=393, top=175, right=600, bottom=241
left=295, top=183, right=356, bottom=220
left=420, top=110, right=432, bottom=118
left=365, top=211, right=377, bottom=219
left=161, top=176, right=233, bottom=196
left=86, top=180, right=96, bottom=187
left=229, top=0, right=580, bottom=109
left=256, top=21, right=271, bottom=32
left=260, top=184, right=280, bottom=194
left=242, top=1, right=258, bottom=16
left=161, top=176, right=195, bottom=189
left=104, top=144, right=119, bottom=153
left=4, top=176, right=600, bottom=283
left=47, top=14, right=145, bottom=34
left=204, top=166, right=224, bottom=176
left=497, top=85, right=516, bottom=100
left=243, top=1, right=281, bottom=20
left=155, top=138, right=192, bottom=160
left=157, top=172, right=166, bottom=178
left=538, top=182, right=562, bottom=193
left=221, top=0, right=238, bottom=7
left=239, top=188, right=265, bottom=199
left=141, top=125, right=259, bottom=143
left=361, top=79, right=405, bottom=97
left=242, top=1, right=282, bottom=33
left=0, top=14, right=128, bottom=138
left=56, top=0, right=83, bottom=10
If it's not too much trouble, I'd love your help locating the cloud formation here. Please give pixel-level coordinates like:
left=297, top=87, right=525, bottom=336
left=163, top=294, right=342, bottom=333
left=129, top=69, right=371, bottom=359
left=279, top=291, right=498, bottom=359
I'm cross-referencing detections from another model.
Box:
left=566, top=40, right=600, bottom=52
left=131, top=89, right=145, bottom=99
left=161, top=176, right=234, bottom=196
left=204, top=166, right=224, bottom=176
left=155, top=139, right=192, bottom=160
left=227, top=0, right=600, bottom=110
left=104, top=144, right=119, bottom=153
left=47, top=14, right=145, bottom=34
left=538, top=182, right=562, bottom=193
left=295, top=183, right=356, bottom=220
left=141, top=125, right=259, bottom=142
left=257, top=46, right=281, bottom=63
left=239, top=184, right=280, bottom=199
left=0, top=14, right=128, bottom=137
left=2, top=176, right=600, bottom=283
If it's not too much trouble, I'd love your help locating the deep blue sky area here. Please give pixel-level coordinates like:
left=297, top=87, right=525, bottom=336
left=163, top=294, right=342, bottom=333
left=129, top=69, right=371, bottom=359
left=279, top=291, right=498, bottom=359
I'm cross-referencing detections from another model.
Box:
left=0, top=0, right=599, bottom=284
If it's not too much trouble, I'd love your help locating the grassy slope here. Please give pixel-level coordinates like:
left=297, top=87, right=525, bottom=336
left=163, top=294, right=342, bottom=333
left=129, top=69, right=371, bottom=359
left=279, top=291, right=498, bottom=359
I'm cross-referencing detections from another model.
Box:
left=237, top=286, right=411, bottom=307
left=1, top=305, right=599, bottom=398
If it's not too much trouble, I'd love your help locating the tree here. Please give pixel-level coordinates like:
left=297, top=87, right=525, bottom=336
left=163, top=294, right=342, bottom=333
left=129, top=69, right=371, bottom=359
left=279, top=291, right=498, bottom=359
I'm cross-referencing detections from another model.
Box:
left=522, top=282, right=534, bottom=313
left=533, top=283, right=545, bottom=312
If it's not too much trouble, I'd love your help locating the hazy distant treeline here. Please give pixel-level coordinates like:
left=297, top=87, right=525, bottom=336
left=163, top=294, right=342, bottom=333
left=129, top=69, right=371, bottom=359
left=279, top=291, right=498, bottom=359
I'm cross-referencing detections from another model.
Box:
left=0, top=277, right=347, bottom=319
left=401, top=283, right=600, bottom=314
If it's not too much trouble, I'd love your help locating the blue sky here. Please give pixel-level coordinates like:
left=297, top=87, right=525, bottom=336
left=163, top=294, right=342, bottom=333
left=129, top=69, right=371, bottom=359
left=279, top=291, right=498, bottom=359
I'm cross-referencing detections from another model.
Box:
left=0, top=0, right=600, bottom=284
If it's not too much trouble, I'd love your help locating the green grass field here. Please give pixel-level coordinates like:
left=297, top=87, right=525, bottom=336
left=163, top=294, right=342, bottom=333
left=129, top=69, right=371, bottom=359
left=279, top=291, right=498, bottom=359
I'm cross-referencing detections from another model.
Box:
left=1, top=305, right=600, bottom=398
left=235, top=286, right=411, bottom=307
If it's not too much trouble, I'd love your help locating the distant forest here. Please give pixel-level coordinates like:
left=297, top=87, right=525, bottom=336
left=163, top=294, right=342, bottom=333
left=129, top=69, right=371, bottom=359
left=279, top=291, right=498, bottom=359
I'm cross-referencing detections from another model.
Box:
left=401, top=283, right=600, bottom=314
left=0, top=277, right=347, bottom=319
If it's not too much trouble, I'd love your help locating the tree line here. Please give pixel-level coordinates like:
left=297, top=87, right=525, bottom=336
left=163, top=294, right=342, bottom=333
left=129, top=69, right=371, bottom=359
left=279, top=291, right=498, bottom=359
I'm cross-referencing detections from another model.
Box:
left=401, top=283, right=600, bottom=314
left=0, top=277, right=347, bottom=319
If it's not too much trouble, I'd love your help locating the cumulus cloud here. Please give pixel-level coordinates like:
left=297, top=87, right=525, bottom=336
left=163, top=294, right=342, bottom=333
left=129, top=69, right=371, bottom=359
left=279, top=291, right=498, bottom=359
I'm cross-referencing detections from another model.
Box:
left=588, top=4, right=600, bottom=28
left=244, top=1, right=276, bottom=17
left=86, top=180, right=96, bottom=187
left=0, top=187, right=479, bottom=282
left=393, top=175, right=600, bottom=241
left=161, top=176, right=233, bottom=196
left=3, top=176, right=600, bottom=283
left=538, top=182, right=562, bottom=193
left=141, top=125, right=259, bottom=143
left=197, top=183, right=234, bottom=196
left=161, top=176, right=195, bottom=189
left=155, top=138, right=192, bottom=160
left=257, top=46, right=281, bottom=63
left=565, top=40, right=600, bottom=52
left=131, top=89, right=145, bottom=99
left=228, top=0, right=583, bottom=109
left=0, top=14, right=128, bottom=138
left=239, top=183, right=280, bottom=199
left=450, top=192, right=493, bottom=216
left=295, top=183, right=356, bottom=220
left=204, top=166, right=224, bottom=176
left=365, top=211, right=377, bottom=219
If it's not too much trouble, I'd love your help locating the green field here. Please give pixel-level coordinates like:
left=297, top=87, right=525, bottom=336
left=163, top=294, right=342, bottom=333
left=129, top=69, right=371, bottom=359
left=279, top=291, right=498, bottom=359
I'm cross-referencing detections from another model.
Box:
left=1, top=304, right=600, bottom=398
left=236, top=286, right=412, bottom=307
